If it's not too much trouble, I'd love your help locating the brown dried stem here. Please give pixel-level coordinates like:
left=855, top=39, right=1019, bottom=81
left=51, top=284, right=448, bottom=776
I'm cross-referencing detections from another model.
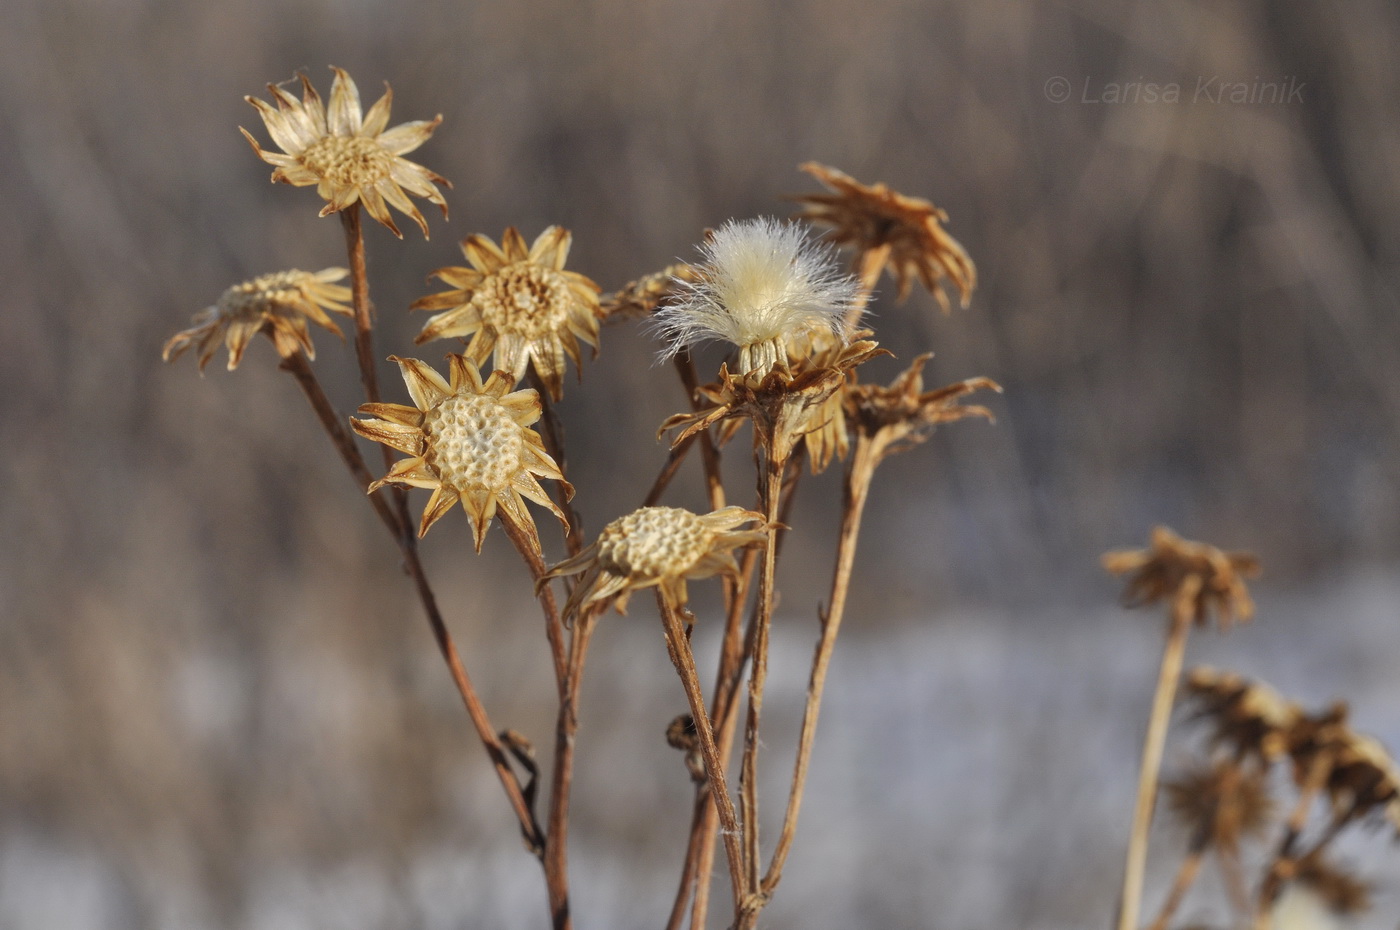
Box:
left=340, top=205, right=384, bottom=410
left=499, top=513, right=569, bottom=700
left=1252, top=754, right=1340, bottom=929
left=762, top=431, right=878, bottom=894
left=656, top=591, right=749, bottom=913
left=278, top=352, right=542, bottom=857
left=1117, top=591, right=1197, bottom=930
left=528, top=369, right=586, bottom=556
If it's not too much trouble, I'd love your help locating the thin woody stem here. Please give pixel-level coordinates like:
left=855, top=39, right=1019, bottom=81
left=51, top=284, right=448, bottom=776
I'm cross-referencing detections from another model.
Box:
left=844, top=243, right=891, bottom=330
left=338, top=205, right=414, bottom=538
left=656, top=591, right=749, bottom=913
left=278, top=352, right=542, bottom=855
left=1145, top=845, right=1206, bottom=930
left=737, top=443, right=787, bottom=916
left=499, top=514, right=569, bottom=698
left=690, top=453, right=801, bottom=930
left=341, top=205, right=384, bottom=409
left=762, top=433, right=878, bottom=894
left=1251, top=760, right=1342, bottom=930
left=528, top=369, right=585, bottom=556
left=1117, top=605, right=1194, bottom=930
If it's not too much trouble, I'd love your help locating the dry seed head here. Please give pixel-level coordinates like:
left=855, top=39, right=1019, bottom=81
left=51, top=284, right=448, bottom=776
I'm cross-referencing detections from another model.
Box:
left=413, top=227, right=602, bottom=401
left=1164, top=759, right=1273, bottom=852
left=652, top=217, right=859, bottom=381
left=542, top=505, right=768, bottom=619
left=601, top=263, right=703, bottom=321
left=162, top=268, right=351, bottom=371
left=241, top=67, right=450, bottom=238
left=597, top=507, right=716, bottom=578
left=351, top=354, right=569, bottom=550
left=1292, top=855, right=1372, bottom=915
left=1103, top=526, right=1259, bottom=629
left=793, top=161, right=976, bottom=309
left=422, top=393, right=526, bottom=493
left=1185, top=667, right=1302, bottom=762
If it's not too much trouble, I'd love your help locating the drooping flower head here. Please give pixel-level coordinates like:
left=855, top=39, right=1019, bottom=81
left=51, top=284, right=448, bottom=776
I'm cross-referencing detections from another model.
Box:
left=792, top=162, right=975, bottom=310
left=412, top=227, right=602, bottom=401
left=241, top=67, right=450, bottom=238
left=1102, top=527, right=1260, bottom=629
left=652, top=218, right=859, bottom=381
left=351, top=355, right=570, bottom=551
left=162, top=268, right=352, bottom=371
left=541, top=506, right=767, bottom=619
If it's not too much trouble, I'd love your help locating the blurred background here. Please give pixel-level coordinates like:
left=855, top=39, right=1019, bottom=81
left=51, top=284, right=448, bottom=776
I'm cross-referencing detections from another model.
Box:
left=3, top=0, right=1398, bottom=927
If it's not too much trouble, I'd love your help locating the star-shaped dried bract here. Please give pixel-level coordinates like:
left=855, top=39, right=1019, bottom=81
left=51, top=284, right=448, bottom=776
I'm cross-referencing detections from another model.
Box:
left=1292, top=854, right=1373, bottom=916
left=412, top=226, right=602, bottom=401
left=242, top=67, right=450, bottom=238
left=1184, top=668, right=1302, bottom=763
left=1317, top=727, right=1400, bottom=833
left=600, top=263, right=702, bottom=322
left=659, top=336, right=885, bottom=464
left=1103, top=527, right=1259, bottom=629
left=1164, top=759, right=1273, bottom=853
left=846, top=353, right=1001, bottom=462
left=541, top=506, right=768, bottom=619
left=351, top=354, right=571, bottom=552
left=162, top=268, right=352, bottom=371
left=792, top=162, right=975, bottom=310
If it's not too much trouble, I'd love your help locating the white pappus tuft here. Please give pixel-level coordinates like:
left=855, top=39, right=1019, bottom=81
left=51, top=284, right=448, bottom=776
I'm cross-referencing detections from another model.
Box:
left=650, top=217, right=860, bottom=379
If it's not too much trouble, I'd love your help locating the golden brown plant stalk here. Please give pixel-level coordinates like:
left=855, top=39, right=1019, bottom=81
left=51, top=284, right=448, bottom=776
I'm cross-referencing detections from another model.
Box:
left=1104, top=528, right=1259, bottom=930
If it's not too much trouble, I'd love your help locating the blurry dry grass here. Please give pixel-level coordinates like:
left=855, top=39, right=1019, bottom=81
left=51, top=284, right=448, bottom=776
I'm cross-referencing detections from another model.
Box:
left=4, top=0, right=1400, bottom=927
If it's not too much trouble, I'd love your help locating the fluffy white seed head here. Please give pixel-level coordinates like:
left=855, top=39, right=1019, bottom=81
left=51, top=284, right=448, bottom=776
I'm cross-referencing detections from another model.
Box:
left=651, top=217, right=859, bottom=378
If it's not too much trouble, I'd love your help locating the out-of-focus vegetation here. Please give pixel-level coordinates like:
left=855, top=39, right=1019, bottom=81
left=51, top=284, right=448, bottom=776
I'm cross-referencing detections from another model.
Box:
left=3, top=1, right=1398, bottom=927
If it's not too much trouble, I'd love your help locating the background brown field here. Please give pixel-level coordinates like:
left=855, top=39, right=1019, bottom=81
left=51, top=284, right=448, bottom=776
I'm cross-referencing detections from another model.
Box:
left=3, top=1, right=1398, bottom=927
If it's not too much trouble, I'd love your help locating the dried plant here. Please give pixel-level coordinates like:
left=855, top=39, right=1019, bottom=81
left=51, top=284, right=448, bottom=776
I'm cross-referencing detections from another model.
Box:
left=166, top=86, right=1007, bottom=930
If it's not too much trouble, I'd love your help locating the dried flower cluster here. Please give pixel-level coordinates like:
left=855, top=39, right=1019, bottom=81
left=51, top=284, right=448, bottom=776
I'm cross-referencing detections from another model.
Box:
left=1103, top=525, right=1260, bottom=629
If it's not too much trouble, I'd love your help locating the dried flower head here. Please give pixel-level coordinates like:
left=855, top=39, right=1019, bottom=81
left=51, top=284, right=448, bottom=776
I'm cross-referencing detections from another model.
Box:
left=793, top=162, right=975, bottom=309
left=1103, top=527, right=1259, bottom=628
left=351, top=355, right=570, bottom=551
left=1185, top=667, right=1302, bottom=762
left=1292, top=854, right=1372, bottom=915
left=652, top=217, right=859, bottom=381
left=660, top=336, right=885, bottom=464
left=163, top=268, right=351, bottom=371
left=412, top=227, right=602, bottom=401
left=1164, top=759, right=1273, bottom=852
left=241, top=67, right=449, bottom=238
left=847, top=354, right=1001, bottom=460
left=542, top=506, right=767, bottom=618
left=1319, top=728, right=1400, bottom=831
left=600, top=263, right=702, bottom=322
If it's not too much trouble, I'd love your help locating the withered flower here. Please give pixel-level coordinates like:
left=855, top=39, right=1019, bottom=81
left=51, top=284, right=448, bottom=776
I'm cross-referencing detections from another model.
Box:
left=542, top=506, right=767, bottom=619
left=1184, top=667, right=1301, bottom=762
left=1292, top=854, right=1372, bottom=915
left=652, top=217, right=859, bottom=382
left=600, top=263, right=701, bottom=322
left=1103, top=527, right=1259, bottom=629
left=1317, top=728, right=1400, bottom=831
left=846, top=353, right=1000, bottom=460
left=412, top=227, right=602, bottom=401
left=1164, top=759, right=1273, bottom=852
left=792, top=161, right=975, bottom=310
left=163, top=268, right=351, bottom=371
left=351, top=355, right=570, bottom=551
left=242, top=67, right=449, bottom=238
left=660, top=336, right=884, bottom=464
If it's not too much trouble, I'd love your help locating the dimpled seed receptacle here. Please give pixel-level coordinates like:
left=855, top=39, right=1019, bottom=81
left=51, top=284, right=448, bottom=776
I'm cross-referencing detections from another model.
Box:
left=422, top=394, right=525, bottom=493
left=597, top=507, right=715, bottom=579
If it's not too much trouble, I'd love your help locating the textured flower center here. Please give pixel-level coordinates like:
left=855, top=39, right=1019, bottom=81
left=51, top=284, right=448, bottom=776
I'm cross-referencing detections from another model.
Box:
left=422, top=394, right=525, bottom=492
left=219, top=271, right=310, bottom=320
left=596, top=507, right=714, bottom=578
left=299, top=135, right=395, bottom=186
left=474, top=263, right=572, bottom=338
